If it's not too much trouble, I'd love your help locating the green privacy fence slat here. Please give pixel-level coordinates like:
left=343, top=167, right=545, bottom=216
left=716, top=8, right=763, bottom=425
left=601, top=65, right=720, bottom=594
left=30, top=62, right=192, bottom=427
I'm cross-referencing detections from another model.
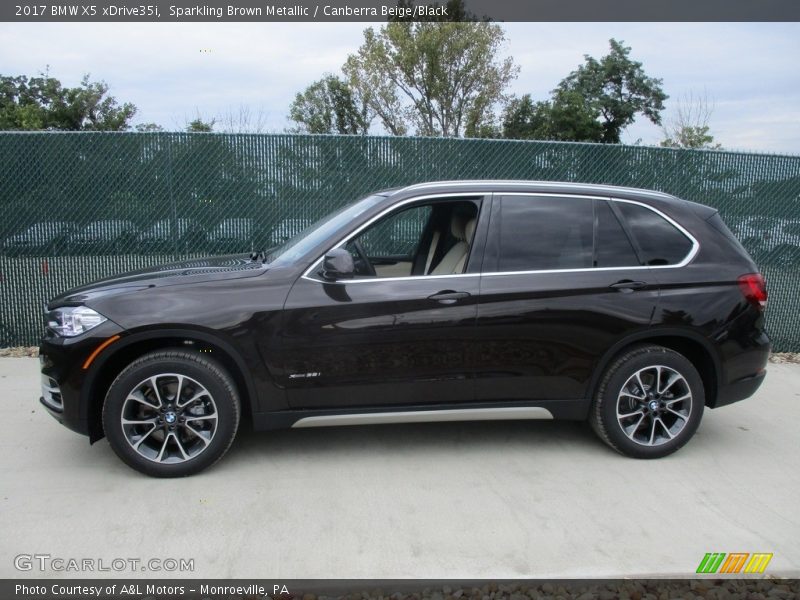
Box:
left=1, top=132, right=799, bottom=350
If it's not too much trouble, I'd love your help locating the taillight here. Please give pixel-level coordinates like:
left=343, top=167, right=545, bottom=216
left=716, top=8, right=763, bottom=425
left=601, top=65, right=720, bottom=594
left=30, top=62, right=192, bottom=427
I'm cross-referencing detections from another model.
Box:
left=738, top=273, right=767, bottom=310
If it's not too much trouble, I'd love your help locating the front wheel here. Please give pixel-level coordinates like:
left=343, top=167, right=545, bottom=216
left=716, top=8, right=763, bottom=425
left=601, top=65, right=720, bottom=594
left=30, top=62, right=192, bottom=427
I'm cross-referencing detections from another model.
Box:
left=590, top=345, right=704, bottom=459
left=102, top=350, right=240, bottom=477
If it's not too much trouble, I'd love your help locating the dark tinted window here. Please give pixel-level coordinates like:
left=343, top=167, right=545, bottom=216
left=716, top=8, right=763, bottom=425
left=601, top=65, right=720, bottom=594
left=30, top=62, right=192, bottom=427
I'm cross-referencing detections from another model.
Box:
left=497, top=196, right=593, bottom=271
left=617, top=202, right=693, bottom=266
left=596, top=201, right=640, bottom=267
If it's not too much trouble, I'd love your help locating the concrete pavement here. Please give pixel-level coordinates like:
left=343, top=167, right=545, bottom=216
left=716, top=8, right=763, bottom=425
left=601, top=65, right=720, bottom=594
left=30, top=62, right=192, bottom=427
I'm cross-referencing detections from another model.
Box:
left=1, top=357, right=798, bottom=579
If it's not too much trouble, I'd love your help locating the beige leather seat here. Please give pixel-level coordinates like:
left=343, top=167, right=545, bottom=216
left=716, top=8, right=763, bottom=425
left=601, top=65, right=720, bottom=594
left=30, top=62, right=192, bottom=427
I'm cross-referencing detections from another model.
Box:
left=430, top=215, right=477, bottom=275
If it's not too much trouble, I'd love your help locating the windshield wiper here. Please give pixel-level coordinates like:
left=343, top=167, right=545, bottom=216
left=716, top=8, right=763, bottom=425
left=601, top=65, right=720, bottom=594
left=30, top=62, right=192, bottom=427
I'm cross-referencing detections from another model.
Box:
left=250, top=245, right=279, bottom=264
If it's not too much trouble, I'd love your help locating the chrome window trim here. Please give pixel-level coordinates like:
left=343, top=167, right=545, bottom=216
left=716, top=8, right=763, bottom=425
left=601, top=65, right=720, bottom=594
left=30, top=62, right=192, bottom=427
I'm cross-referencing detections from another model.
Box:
left=301, top=191, right=699, bottom=285
left=400, top=180, right=676, bottom=202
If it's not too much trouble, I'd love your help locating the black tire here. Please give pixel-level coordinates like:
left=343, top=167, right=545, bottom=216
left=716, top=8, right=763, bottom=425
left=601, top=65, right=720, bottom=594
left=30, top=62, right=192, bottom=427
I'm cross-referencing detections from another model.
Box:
left=102, top=350, right=240, bottom=477
left=590, top=344, right=704, bottom=459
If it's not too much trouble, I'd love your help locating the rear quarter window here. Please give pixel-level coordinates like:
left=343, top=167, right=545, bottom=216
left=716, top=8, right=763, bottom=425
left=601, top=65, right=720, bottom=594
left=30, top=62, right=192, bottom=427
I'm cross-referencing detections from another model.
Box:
left=616, top=202, right=694, bottom=266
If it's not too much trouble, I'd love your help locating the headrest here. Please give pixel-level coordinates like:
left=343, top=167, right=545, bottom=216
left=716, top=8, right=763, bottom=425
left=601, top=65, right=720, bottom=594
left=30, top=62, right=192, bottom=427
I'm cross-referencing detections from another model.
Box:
left=450, top=214, right=468, bottom=240
left=464, top=218, right=477, bottom=243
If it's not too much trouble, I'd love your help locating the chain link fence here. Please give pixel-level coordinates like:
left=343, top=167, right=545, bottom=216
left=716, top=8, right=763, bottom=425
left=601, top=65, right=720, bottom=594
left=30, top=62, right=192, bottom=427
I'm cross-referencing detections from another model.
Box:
left=1, top=132, right=799, bottom=349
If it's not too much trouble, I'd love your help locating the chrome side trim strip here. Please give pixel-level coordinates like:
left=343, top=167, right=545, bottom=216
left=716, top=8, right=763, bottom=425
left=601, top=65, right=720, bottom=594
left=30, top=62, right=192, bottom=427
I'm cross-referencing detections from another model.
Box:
left=291, top=406, right=554, bottom=428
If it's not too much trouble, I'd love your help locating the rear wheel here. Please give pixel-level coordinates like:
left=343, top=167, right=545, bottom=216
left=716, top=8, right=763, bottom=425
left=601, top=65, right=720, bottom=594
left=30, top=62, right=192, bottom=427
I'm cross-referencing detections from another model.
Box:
left=590, top=345, right=704, bottom=458
left=102, top=350, right=240, bottom=477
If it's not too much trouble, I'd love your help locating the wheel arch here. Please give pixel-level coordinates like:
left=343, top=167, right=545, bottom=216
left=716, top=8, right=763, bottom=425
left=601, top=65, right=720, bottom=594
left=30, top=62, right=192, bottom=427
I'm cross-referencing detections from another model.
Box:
left=81, top=328, right=259, bottom=443
left=588, top=329, right=721, bottom=409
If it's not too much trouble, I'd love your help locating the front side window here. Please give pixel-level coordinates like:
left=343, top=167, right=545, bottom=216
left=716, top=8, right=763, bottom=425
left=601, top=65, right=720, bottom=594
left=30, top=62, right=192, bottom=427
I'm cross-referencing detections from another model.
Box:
left=357, top=205, right=432, bottom=259
left=344, top=199, right=480, bottom=278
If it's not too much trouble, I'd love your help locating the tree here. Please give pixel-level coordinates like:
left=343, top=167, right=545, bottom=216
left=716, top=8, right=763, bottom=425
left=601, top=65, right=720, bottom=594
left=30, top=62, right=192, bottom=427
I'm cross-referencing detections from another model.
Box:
left=501, top=92, right=603, bottom=142
left=218, top=104, right=270, bottom=134
left=342, top=18, right=518, bottom=137
left=502, top=95, right=547, bottom=140
left=0, top=71, right=136, bottom=131
left=661, top=91, right=721, bottom=149
left=135, top=122, right=164, bottom=132
left=546, top=89, right=606, bottom=142
left=186, top=117, right=215, bottom=132
left=289, top=74, right=369, bottom=135
left=552, top=39, right=667, bottom=143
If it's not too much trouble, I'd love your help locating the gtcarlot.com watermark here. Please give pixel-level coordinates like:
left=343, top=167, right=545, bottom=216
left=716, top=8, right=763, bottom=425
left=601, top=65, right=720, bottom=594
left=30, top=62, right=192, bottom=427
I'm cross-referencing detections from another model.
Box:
left=14, top=553, right=194, bottom=573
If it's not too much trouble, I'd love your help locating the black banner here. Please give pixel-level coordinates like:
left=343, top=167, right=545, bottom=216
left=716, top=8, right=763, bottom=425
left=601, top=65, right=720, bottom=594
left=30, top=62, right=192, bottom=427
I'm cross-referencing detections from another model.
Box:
left=3, top=579, right=800, bottom=599
left=1, top=0, right=799, bottom=22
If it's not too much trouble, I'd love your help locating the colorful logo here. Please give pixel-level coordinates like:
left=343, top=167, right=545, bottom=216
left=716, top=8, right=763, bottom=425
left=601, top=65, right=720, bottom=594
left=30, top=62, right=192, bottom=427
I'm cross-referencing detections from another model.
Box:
left=696, top=552, right=773, bottom=574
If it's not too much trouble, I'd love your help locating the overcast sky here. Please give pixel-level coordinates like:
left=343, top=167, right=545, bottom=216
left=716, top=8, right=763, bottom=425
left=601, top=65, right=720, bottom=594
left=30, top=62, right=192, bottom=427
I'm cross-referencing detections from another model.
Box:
left=1, top=22, right=798, bottom=153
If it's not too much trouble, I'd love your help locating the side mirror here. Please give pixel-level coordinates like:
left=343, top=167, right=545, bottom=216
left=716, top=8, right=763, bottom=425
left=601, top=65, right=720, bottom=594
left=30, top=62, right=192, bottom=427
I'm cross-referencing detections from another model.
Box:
left=321, top=248, right=355, bottom=281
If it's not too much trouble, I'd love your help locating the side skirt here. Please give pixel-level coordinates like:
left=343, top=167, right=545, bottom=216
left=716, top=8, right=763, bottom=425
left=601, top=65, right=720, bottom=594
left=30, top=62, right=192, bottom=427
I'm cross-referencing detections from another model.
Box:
left=251, top=399, right=589, bottom=431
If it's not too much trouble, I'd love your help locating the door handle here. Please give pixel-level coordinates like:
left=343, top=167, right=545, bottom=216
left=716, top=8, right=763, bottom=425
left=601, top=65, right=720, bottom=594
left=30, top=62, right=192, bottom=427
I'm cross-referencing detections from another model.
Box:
left=428, top=290, right=471, bottom=304
left=609, top=280, right=647, bottom=292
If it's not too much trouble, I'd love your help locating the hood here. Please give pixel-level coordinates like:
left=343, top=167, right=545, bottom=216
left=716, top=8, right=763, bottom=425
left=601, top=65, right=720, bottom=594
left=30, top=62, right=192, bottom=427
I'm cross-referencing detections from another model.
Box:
left=48, top=254, right=267, bottom=308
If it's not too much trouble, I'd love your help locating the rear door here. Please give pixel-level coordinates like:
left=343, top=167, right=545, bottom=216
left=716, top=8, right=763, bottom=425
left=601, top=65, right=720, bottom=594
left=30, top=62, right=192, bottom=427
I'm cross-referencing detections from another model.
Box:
left=474, top=193, right=660, bottom=403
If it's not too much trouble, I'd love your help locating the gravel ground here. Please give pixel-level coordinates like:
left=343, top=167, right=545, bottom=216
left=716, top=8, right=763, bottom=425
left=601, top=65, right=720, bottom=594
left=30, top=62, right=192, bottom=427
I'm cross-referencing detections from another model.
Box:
left=0, top=346, right=38, bottom=357
left=2, top=346, right=799, bottom=364
left=769, top=352, right=800, bottom=364
left=286, top=579, right=797, bottom=600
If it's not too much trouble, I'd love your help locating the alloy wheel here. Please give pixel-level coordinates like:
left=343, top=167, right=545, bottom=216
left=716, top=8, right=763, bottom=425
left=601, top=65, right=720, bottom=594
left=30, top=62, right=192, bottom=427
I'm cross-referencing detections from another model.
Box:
left=120, top=373, right=218, bottom=463
left=615, top=365, right=692, bottom=447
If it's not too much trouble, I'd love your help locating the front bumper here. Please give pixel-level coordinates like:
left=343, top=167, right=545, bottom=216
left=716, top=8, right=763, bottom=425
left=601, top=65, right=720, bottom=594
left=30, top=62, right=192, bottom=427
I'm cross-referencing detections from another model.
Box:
left=38, top=320, right=125, bottom=437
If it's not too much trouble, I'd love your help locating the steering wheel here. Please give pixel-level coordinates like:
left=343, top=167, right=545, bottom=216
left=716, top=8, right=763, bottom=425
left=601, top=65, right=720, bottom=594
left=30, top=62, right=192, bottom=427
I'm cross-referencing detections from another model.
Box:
left=351, top=240, right=376, bottom=276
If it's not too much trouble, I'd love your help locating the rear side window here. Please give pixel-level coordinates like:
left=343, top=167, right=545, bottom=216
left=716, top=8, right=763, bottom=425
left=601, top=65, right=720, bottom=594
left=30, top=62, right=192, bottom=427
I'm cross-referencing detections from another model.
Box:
left=595, top=200, right=640, bottom=268
left=497, top=196, right=593, bottom=271
left=616, top=202, right=693, bottom=266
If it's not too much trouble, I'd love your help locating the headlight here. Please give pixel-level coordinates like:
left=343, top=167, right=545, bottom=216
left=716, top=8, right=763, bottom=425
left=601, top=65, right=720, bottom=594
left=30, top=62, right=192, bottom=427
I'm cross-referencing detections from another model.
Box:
left=47, top=306, right=107, bottom=337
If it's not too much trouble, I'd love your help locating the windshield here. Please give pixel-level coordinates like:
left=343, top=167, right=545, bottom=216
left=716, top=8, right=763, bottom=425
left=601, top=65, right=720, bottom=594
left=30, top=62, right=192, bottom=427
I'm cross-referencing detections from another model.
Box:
left=267, top=194, right=386, bottom=267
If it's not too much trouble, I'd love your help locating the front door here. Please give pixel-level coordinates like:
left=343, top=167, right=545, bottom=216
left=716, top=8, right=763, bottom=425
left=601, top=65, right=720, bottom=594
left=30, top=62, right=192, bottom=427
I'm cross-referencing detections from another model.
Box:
left=281, top=196, right=486, bottom=409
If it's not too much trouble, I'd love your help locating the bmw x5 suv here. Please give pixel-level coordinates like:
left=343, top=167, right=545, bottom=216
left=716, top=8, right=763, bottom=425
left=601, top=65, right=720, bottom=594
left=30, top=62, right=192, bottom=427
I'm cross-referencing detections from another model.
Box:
left=39, top=181, right=770, bottom=477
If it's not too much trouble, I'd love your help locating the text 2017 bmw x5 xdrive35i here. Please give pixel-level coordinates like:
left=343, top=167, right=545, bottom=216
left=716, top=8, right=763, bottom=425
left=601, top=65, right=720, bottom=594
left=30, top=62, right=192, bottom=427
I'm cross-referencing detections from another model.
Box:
left=39, top=181, right=770, bottom=476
